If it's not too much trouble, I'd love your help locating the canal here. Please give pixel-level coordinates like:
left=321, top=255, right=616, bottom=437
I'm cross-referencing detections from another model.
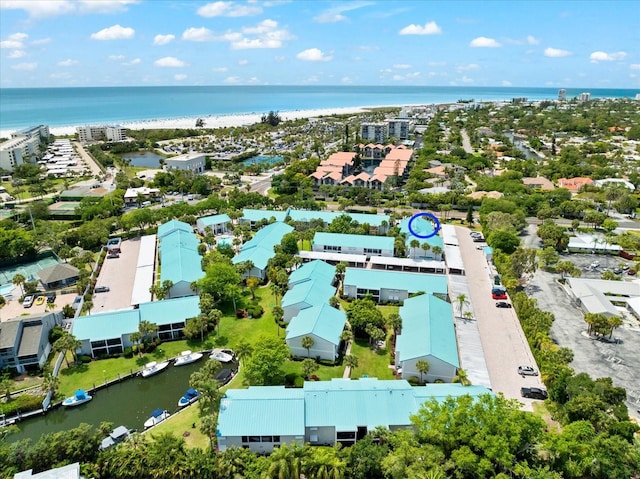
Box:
left=6, top=358, right=217, bottom=444
left=503, top=131, right=544, bottom=160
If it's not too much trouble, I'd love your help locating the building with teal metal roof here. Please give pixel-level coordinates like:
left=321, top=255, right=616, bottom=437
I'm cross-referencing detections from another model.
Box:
left=286, top=303, right=346, bottom=360
left=287, top=210, right=390, bottom=232
left=240, top=208, right=288, bottom=225
left=196, top=214, right=231, bottom=235
left=398, top=217, right=444, bottom=260
left=158, top=221, right=204, bottom=298
left=343, top=268, right=448, bottom=303
left=282, top=280, right=336, bottom=322
left=395, top=294, right=459, bottom=382
left=216, top=378, right=493, bottom=452
left=72, top=296, right=200, bottom=357
left=157, top=219, right=192, bottom=238
left=288, top=260, right=336, bottom=287
left=232, top=222, right=294, bottom=279
left=312, top=232, right=394, bottom=257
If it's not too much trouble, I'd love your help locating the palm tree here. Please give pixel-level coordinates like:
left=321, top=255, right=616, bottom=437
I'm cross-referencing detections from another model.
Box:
left=12, top=274, right=26, bottom=297
left=455, top=293, right=469, bottom=318
left=409, top=239, right=420, bottom=259
left=607, top=315, right=623, bottom=339
left=301, top=336, right=315, bottom=358
left=453, top=368, right=471, bottom=386
left=235, top=340, right=253, bottom=366
left=416, top=359, right=430, bottom=384
left=302, top=358, right=319, bottom=379
left=129, top=331, right=143, bottom=357
left=344, top=354, right=358, bottom=370
left=340, top=329, right=353, bottom=343
left=53, top=332, right=81, bottom=366
left=41, top=370, right=59, bottom=396
left=432, top=245, right=443, bottom=260
left=268, top=443, right=307, bottom=479
left=304, top=446, right=346, bottom=479
left=0, top=373, right=13, bottom=400
left=138, top=320, right=159, bottom=343
left=421, top=242, right=431, bottom=258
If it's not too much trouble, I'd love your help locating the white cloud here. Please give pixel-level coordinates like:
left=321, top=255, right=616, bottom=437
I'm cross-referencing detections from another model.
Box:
left=57, top=58, right=77, bottom=66
left=0, top=32, right=28, bottom=49
left=313, top=2, right=373, bottom=23
left=108, top=54, right=125, bottom=61
left=341, top=76, right=353, bottom=84
left=544, top=47, right=571, bottom=57
left=0, top=0, right=138, bottom=18
left=456, top=63, right=479, bottom=72
left=214, top=19, right=293, bottom=50
left=224, top=76, right=240, bottom=84
left=123, top=58, right=141, bottom=65
left=49, top=72, right=71, bottom=79
left=78, top=1, right=140, bottom=14
left=174, top=74, right=187, bottom=81
left=461, top=75, right=474, bottom=83
left=91, top=25, right=135, bottom=40
left=238, top=59, right=249, bottom=65
left=393, top=64, right=412, bottom=69
left=154, top=56, right=186, bottom=67
left=242, top=19, right=278, bottom=34
left=470, top=36, right=501, bottom=48
left=182, top=27, right=215, bottom=42
left=197, top=1, right=261, bottom=17
left=502, top=80, right=512, bottom=86
left=527, top=35, right=540, bottom=45
left=589, top=51, right=627, bottom=62
left=297, top=48, right=332, bottom=62
left=8, top=50, right=25, bottom=58
left=630, top=64, right=640, bottom=70
left=31, top=38, right=51, bottom=45
left=399, top=21, right=442, bottom=35
left=12, top=62, right=37, bottom=71
left=428, top=61, right=446, bottom=67
left=212, top=66, right=228, bottom=72
left=153, top=34, right=175, bottom=46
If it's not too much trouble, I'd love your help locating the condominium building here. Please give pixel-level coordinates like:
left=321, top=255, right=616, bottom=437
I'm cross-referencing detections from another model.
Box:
left=76, top=125, right=127, bottom=142
left=578, top=92, right=591, bottom=102
left=0, top=124, right=49, bottom=172
left=360, top=122, right=388, bottom=143
left=558, top=89, right=567, bottom=101
left=386, top=119, right=411, bottom=140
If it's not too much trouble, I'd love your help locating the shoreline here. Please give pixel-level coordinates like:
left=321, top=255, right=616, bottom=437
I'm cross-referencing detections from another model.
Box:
left=0, top=105, right=387, bottom=138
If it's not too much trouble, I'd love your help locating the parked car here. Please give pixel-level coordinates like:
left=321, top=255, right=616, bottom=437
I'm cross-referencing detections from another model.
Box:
left=628, top=269, right=637, bottom=276
left=45, top=292, right=57, bottom=303
left=107, top=252, right=120, bottom=259
left=95, top=286, right=110, bottom=293
left=34, top=295, right=46, bottom=306
left=517, top=366, right=538, bottom=376
left=521, top=387, right=548, bottom=400
left=496, top=301, right=512, bottom=308
left=492, top=292, right=508, bottom=300
left=22, top=295, right=35, bottom=308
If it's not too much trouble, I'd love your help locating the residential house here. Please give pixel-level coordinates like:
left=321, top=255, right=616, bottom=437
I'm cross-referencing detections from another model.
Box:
left=594, top=178, right=635, bottom=191
left=567, top=235, right=622, bottom=255
left=0, top=311, right=63, bottom=373
left=158, top=220, right=204, bottom=298
left=557, top=177, right=593, bottom=192
left=282, top=280, right=336, bottom=323
left=216, top=378, right=492, bottom=453
left=196, top=213, right=232, bottom=235
left=312, top=232, right=394, bottom=258
left=72, top=296, right=200, bottom=357
left=38, top=263, right=80, bottom=290
left=522, top=176, right=555, bottom=190
left=232, top=222, right=295, bottom=280
left=343, top=268, right=448, bottom=303
left=286, top=303, right=346, bottom=360
left=395, top=294, right=459, bottom=382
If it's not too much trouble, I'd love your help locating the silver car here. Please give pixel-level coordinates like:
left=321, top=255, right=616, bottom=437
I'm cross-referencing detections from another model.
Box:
left=518, top=365, right=538, bottom=376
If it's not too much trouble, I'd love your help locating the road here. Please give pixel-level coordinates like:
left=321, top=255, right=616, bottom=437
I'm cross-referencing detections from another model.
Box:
left=460, top=129, right=473, bottom=154
left=73, top=141, right=104, bottom=177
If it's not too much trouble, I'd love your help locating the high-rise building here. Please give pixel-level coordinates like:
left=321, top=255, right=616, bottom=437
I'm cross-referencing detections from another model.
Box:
left=0, top=124, right=49, bottom=172
left=76, top=125, right=127, bottom=142
left=558, top=89, right=567, bottom=101
left=360, top=122, right=388, bottom=143
left=578, top=92, right=591, bottom=102
left=386, top=119, right=411, bottom=140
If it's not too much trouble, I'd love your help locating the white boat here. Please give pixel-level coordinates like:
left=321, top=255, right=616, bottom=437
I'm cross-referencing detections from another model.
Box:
left=62, top=389, right=92, bottom=407
left=143, top=408, right=170, bottom=429
left=140, top=360, right=170, bottom=378
left=178, top=388, right=200, bottom=408
left=210, top=350, right=234, bottom=363
left=174, top=350, right=203, bottom=367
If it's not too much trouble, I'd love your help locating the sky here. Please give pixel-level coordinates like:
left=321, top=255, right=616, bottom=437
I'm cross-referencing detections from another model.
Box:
left=0, top=0, right=638, bottom=89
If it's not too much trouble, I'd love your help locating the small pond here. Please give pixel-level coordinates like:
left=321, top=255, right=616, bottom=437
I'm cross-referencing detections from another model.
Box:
left=121, top=152, right=164, bottom=168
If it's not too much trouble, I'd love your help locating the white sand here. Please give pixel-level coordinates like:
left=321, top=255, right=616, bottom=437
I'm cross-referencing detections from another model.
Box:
left=1, top=106, right=374, bottom=138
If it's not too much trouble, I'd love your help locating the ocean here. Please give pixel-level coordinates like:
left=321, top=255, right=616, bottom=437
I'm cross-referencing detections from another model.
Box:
left=1, top=85, right=637, bottom=134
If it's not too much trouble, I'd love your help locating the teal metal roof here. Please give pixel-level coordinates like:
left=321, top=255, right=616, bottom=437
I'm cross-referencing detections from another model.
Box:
left=159, top=230, right=200, bottom=254
left=285, top=303, right=346, bottom=345
left=396, top=294, right=459, bottom=367
left=287, top=210, right=390, bottom=227
left=72, top=309, right=139, bottom=342
left=217, top=387, right=305, bottom=436
left=232, top=222, right=294, bottom=270
left=282, top=280, right=336, bottom=309
left=160, top=249, right=204, bottom=284
left=399, top=217, right=444, bottom=249
left=158, top=219, right=192, bottom=238
left=313, top=232, right=394, bottom=251
left=412, top=384, right=493, bottom=401
left=198, top=214, right=231, bottom=227
left=139, top=296, right=201, bottom=324
left=289, top=260, right=336, bottom=286
left=241, top=208, right=288, bottom=223
left=344, top=268, right=448, bottom=295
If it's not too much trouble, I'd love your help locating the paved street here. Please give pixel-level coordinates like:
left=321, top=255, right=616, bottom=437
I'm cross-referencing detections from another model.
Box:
left=455, top=226, right=543, bottom=409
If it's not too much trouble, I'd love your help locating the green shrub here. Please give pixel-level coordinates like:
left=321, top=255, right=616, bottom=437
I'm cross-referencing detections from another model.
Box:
left=293, top=375, right=304, bottom=388
left=49, top=326, right=64, bottom=343
left=407, top=376, right=420, bottom=386
left=1, top=393, right=46, bottom=416
left=284, top=373, right=297, bottom=386
left=79, top=355, right=92, bottom=363
left=123, top=347, right=133, bottom=359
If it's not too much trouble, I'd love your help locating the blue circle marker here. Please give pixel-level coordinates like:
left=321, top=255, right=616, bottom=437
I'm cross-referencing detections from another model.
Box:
left=407, top=212, right=441, bottom=239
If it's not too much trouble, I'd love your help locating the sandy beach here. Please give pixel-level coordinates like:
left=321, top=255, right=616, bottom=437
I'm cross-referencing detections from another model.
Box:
left=1, top=106, right=375, bottom=138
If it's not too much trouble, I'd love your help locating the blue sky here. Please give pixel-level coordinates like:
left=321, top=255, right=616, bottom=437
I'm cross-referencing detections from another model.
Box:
left=1, top=0, right=638, bottom=88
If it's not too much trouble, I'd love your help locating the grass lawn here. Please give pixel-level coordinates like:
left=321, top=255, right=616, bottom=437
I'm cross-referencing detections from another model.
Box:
left=148, top=405, right=209, bottom=448
left=349, top=339, right=394, bottom=380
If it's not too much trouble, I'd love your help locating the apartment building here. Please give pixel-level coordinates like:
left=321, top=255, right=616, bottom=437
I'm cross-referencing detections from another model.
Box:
left=76, top=125, right=127, bottom=142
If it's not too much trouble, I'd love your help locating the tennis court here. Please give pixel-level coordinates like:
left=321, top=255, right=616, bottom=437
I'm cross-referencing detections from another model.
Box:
left=0, top=253, right=62, bottom=287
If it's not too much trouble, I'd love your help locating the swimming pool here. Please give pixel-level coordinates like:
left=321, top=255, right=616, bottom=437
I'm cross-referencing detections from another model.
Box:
left=0, top=284, right=15, bottom=297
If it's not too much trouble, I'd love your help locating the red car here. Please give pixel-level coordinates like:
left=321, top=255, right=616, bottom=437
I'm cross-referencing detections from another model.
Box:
left=492, top=292, right=508, bottom=300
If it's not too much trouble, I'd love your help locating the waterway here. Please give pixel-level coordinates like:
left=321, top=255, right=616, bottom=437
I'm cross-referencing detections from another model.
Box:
left=503, top=131, right=544, bottom=160
left=121, top=151, right=164, bottom=168
left=5, top=358, right=225, bottom=444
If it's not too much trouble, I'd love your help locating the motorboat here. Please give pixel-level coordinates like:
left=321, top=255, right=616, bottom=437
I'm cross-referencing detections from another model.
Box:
left=174, top=350, right=203, bottom=367
left=215, top=369, right=234, bottom=386
left=62, top=389, right=92, bottom=407
left=209, top=350, right=234, bottom=363
left=144, top=408, right=170, bottom=429
left=140, top=360, right=170, bottom=378
left=177, top=388, right=200, bottom=408
left=99, top=425, right=134, bottom=450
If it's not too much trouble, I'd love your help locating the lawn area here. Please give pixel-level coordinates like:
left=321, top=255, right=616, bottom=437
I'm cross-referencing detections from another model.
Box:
left=148, top=404, right=208, bottom=448
left=349, top=339, right=394, bottom=380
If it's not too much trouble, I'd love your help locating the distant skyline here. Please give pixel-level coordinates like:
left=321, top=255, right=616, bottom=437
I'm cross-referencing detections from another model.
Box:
left=1, top=0, right=638, bottom=89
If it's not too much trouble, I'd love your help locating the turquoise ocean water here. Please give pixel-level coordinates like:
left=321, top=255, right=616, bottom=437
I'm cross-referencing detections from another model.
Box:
left=0, top=85, right=637, bottom=133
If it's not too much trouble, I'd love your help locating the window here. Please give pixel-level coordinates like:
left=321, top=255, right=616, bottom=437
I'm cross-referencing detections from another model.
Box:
left=249, top=436, right=261, bottom=443
left=336, top=431, right=356, bottom=440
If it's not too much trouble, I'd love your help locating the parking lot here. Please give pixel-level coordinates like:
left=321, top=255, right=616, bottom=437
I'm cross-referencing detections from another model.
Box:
left=557, top=252, right=636, bottom=280
left=526, top=258, right=640, bottom=420
left=91, top=237, right=143, bottom=313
